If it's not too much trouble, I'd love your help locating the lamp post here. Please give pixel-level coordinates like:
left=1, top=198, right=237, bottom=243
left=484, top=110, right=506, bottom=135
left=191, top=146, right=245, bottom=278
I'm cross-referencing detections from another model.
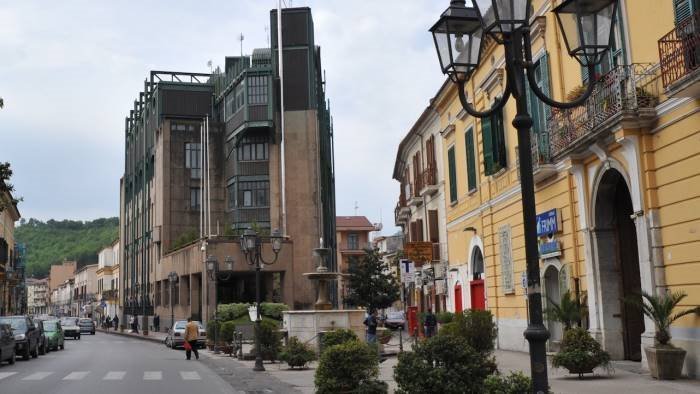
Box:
left=430, top=1, right=618, bottom=392
left=167, top=271, right=178, bottom=336
left=239, top=228, right=284, bottom=372
left=205, top=254, right=234, bottom=354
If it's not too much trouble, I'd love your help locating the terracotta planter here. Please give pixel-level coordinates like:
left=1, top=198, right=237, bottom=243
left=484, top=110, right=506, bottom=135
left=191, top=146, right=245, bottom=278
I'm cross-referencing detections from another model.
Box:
left=645, top=346, right=686, bottom=380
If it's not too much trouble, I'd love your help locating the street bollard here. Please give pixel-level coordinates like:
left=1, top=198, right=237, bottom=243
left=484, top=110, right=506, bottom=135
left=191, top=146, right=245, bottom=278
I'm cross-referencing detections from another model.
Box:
left=399, top=326, right=403, bottom=352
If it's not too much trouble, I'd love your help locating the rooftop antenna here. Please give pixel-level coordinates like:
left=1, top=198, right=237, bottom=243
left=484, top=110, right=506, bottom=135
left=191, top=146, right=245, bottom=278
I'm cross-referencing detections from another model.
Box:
left=239, top=33, right=245, bottom=56
left=354, top=201, right=359, bottom=216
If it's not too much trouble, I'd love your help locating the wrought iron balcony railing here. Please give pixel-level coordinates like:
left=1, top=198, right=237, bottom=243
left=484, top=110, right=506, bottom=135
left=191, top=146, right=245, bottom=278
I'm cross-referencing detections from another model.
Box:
left=421, top=166, right=438, bottom=189
left=547, top=63, right=659, bottom=158
left=659, top=12, right=700, bottom=89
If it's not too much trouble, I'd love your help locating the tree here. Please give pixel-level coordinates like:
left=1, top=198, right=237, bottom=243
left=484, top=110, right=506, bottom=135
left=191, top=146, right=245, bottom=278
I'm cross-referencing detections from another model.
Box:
left=626, top=291, right=700, bottom=346
left=345, top=248, right=400, bottom=311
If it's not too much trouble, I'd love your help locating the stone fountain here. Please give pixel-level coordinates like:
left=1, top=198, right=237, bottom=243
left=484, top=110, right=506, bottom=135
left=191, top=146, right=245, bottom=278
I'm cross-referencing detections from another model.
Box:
left=282, top=246, right=365, bottom=351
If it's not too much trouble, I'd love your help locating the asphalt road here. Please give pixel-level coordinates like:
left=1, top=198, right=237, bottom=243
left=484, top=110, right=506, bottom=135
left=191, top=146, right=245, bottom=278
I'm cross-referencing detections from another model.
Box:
left=0, top=332, right=233, bottom=394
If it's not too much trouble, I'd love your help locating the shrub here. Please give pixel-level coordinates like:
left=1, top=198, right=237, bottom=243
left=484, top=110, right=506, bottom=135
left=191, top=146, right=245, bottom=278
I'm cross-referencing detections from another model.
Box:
left=314, top=341, right=381, bottom=394
left=545, top=290, right=587, bottom=330
left=394, top=335, right=496, bottom=394
left=279, top=336, right=316, bottom=369
left=257, top=319, right=283, bottom=361
left=321, top=328, right=358, bottom=350
left=438, top=309, right=497, bottom=354
left=218, top=321, right=236, bottom=344
left=206, top=320, right=220, bottom=341
left=437, top=311, right=455, bottom=324
left=552, top=327, right=610, bottom=378
left=484, top=372, right=533, bottom=393
left=217, top=303, right=250, bottom=321
left=260, top=303, right=289, bottom=320
left=356, top=379, right=389, bottom=394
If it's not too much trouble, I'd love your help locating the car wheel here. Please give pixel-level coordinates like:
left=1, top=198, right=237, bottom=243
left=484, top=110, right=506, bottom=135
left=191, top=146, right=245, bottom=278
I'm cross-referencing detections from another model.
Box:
left=31, top=344, right=38, bottom=359
left=23, top=346, right=31, bottom=360
left=78, top=335, right=81, bottom=340
left=39, top=343, right=46, bottom=356
left=9, top=351, right=15, bottom=365
left=60, top=343, right=64, bottom=350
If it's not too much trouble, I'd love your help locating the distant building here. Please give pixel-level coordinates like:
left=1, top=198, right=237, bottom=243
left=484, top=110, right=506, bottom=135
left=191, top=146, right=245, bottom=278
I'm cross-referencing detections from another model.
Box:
left=49, top=261, right=77, bottom=294
left=0, top=180, right=21, bottom=315
left=96, top=240, right=120, bottom=320
left=74, top=264, right=97, bottom=318
left=119, top=6, right=336, bottom=331
left=26, top=277, right=49, bottom=315
left=335, top=216, right=377, bottom=308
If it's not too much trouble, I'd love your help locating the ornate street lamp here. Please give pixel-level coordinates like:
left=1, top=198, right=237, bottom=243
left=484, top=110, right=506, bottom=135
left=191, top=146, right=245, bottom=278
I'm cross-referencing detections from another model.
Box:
left=430, top=1, right=618, bottom=392
left=205, top=255, right=234, bottom=354
left=239, top=228, right=284, bottom=371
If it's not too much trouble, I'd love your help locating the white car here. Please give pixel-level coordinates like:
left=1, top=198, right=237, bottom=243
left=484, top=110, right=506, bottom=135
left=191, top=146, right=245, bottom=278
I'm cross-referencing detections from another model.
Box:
left=165, top=321, right=206, bottom=349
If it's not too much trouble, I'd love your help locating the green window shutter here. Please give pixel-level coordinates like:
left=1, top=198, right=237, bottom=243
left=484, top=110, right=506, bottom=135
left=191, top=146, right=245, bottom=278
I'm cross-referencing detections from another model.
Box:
left=675, top=0, right=694, bottom=24
left=493, top=110, right=508, bottom=170
left=448, top=147, right=457, bottom=203
left=465, top=128, right=477, bottom=191
left=481, top=117, right=494, bottom=175
left=540, top=52, right=551, bottom=128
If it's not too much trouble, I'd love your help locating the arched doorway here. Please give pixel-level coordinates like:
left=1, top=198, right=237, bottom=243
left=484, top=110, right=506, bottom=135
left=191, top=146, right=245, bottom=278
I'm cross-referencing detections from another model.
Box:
left=470, top=247, right=485, bottom=310
left=594, top=168, right=644, bottom=361
left=544, top=264, right=563, bottom=349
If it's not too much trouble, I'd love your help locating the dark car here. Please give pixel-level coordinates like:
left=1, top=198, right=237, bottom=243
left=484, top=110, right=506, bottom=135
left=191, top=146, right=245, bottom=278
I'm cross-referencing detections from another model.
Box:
left=78, top=318, right=95, bottom=335
left=33, top=318, right=49, bottom=355
left=0, top=323, right=16, bottom=365
left=60, top=317, right=80, bottom=340
left=43, top=320, right=64, bottom=351
left=0, top=316, right=40, bottom=360
left=383, top=311, right=406, bottom=330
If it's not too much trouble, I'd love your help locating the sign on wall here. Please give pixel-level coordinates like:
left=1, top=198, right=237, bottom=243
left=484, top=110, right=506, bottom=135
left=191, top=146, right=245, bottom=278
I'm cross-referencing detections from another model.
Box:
left=499, top=225, right=514, bottom=294
left=404, top=242, right=434, bottom=264
left=536, top=209, right=561, bottom=237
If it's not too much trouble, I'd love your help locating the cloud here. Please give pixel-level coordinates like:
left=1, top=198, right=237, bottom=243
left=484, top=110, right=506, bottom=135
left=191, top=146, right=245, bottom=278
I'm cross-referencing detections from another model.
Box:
left=1, top=0, right=448, bottom=233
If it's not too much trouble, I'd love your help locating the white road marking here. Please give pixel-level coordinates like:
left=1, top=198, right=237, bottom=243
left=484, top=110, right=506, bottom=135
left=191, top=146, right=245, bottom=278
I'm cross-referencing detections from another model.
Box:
left=63, top=371, right=90, bottom=380
left=144, top=371, right=162, bottom=380
left=180, top=371, right=201, bottom=380
left=103, top=371, right=126, bottom=380
left=0, top=372, right=17, bottom=380
left=22, top=372, right=53, bottom=380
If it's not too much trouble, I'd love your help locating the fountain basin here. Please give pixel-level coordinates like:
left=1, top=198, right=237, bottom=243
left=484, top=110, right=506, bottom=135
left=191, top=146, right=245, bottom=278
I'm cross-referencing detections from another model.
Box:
left=282, top=309, right=366, bottom=353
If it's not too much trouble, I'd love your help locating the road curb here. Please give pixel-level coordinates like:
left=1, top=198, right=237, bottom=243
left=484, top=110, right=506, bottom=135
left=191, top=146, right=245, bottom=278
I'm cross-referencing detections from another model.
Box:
left=96, top=328, right=164, bottom=344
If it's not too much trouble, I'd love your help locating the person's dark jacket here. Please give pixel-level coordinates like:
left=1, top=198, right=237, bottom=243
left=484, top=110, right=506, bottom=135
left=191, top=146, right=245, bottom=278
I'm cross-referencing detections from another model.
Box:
left=364, top=315, right=378, bottom=335
left=424, top=313, right=437, bottom=328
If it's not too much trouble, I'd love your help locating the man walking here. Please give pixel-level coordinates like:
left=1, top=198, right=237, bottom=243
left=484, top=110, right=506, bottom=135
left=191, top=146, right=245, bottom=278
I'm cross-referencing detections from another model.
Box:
left=112, top=315, right=119, bottom=331
left=153, top=314, right=160, bottom=333
left=363, top=309, right=378, bottom=344
left=424, top=308, right=437, bottom=338
left=184, top=318, right=199, bottom=360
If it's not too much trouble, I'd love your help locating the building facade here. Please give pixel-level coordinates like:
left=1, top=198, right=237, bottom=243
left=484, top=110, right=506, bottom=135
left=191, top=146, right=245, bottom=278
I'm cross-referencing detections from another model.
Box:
left=395, top=0, right=700, bottom=377
left=335, top=216, right=378, bottom=307
left=26, top=278, right=49, bottom=316
left=74, top=264, right=97, bottom=318
left=0, top=184, right=21, bottom=315
left=96, top=240, right=120, bottom=320
left=393, top=101, right=449, bottom=314
left=120, top=6, right=336, bottom=332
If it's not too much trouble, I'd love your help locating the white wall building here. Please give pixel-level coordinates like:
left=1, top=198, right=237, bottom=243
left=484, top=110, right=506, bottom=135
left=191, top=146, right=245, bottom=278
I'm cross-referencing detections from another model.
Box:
left=26, top=278, right=49, bottom=315
left=97, top=240, right=120, bottom=319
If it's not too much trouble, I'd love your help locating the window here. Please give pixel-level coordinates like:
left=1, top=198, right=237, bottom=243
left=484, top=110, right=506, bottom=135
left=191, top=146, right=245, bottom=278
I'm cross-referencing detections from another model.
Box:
left=171, top=123, right=195, bottom=132
left=225, top=83, right=246, bottom=121
left=675, top=0, right=698, bottom=24
left=347, top=233, right=359, bottom=250
left=237, top=135, right=269, bottom=161
left=465, top=127, right=477, bottom=192
left=227, top=183, right=236, bottom=210
left=190, top=188, right=201, bottom=210
left=447, top=146, right=457, bottom=203
left=248, top=75, right=269, bottom=105
left=582, top=9, right=626, bottom=82
left=237, top=181, right=269, bottom=208
left=481, top=110, right=507, bottom=176
left=185, top=143, right=202, bottom=178
left=526, top=54, right=551, bottom=161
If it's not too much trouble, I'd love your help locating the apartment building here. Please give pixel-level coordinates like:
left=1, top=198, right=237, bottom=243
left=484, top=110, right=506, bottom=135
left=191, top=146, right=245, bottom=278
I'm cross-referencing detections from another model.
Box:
left=395, top=0, right=700, bottom=377
left=120, top=6, right=336, bottom=331
left=335, top=216, right=377, bottom=307
left=97, top=240, right=120, bottom=320
left=27, top=278, right=49, bottom=315
left=74, top=264, right=98, bottom=317
left=0, top=182, right=21, bottom=315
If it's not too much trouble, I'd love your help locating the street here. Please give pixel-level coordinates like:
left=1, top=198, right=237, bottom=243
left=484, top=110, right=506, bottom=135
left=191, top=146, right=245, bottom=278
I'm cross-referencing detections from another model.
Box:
left=0, top=332, right=233, bottom=394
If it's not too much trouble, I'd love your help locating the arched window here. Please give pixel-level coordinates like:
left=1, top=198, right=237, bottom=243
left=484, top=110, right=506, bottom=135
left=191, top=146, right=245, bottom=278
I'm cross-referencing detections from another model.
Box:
left=472, top=247, right=484, bottom=280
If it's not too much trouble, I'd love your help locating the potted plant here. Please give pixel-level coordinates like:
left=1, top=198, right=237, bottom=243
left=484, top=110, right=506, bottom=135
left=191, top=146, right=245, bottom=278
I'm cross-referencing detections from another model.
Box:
left=377, top=327, right=392, bottom=345
left=627, top=291, right=700, bottom=380
left=552, top=327, right=610, bottom=378
left=279, top=336, right=316, bottom=369
left=545, top=290, right=587, bottom=331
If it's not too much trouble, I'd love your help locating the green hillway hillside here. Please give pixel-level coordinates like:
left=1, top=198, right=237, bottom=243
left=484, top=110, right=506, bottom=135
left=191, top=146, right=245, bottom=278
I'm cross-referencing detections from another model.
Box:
left=15, top=217, right=118, bottom=278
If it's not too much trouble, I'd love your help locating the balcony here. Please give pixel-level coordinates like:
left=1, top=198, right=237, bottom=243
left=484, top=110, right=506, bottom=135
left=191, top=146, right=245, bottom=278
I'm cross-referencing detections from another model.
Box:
left=419, top=166, right=439, bottom=196
left=394, top=195, right=410, bottom=226
left=548, top=64, right=659, bottom=159
left=516, top=132, right=557, bottom=183
left=659, top=12, right=700, bottom=97
left=408, top=183, right=422, bottom=207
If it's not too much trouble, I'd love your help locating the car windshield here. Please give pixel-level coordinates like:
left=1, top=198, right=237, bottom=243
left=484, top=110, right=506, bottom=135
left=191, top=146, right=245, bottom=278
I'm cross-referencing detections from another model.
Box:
left=79, top=319, right=92, bottom=324
left=61, top=318, right=78, bottom=326
left=174, top=321, right=203, bottom=330
left=387, top=312, right=404, bottom=319
left=0, top=317, right=26, bottom=331
left=44, top=321, right=59, bottom=332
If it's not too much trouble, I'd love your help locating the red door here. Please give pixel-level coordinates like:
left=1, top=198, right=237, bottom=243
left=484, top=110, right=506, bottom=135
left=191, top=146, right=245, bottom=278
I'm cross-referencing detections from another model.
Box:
left=454, top=284, right=463, bottom=314
left=470, top=279, right=485, bottom=310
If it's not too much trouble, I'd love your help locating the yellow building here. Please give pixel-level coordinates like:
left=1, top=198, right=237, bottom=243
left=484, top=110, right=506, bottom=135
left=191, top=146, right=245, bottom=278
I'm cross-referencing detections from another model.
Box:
left=415, top=0, right=700, bottom=377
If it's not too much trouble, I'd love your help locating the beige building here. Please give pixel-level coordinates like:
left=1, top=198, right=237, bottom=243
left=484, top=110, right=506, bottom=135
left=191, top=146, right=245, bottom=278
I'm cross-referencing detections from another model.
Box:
left=0, top=181, right=21, bottom=315
left=49, top=261, right=76, bottom=294
left=97, top=240, right=120, bottom=320
left=335, top=216, right=377, bottom=307
left=26, top=278, right=49, bottom=315
left=74, top=264, right=97, bottom=317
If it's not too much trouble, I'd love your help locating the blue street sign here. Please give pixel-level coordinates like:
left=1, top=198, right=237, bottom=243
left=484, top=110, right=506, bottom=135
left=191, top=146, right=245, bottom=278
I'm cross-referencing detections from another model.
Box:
left=536, top=209, right=560, bottom=237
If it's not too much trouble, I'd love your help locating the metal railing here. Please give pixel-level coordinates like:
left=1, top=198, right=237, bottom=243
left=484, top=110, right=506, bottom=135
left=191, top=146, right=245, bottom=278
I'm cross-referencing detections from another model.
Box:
left=413, top=174, right=423, bottom=198
left=421, top=166, right=437, bottom=189
left=659, top=12, right=700, bottom=88
left=547, top=63, right=659, bottom=158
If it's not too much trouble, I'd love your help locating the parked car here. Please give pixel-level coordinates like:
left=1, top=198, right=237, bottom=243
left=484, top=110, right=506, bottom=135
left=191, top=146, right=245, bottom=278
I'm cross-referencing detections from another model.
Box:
left=0, top=323, right=16, bottom=365
left=78, top=318, right=95, bottom=335
left=43, top=320, right=64, bottom=351
left=384, top=311, right=406, bottom=330
left=0, top=316, right=40, bottom=360
left=32, top=318, right=49, bottom=355
left=165, top=320, right=206, bottom=349
left=60, top=317, right=80, bottom=340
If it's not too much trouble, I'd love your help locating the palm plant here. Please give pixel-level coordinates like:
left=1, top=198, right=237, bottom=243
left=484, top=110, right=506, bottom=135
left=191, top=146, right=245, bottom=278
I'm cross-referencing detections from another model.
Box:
left=545, top=290, right=587, bottom=330
left=626, top=291, right=700, bottom=346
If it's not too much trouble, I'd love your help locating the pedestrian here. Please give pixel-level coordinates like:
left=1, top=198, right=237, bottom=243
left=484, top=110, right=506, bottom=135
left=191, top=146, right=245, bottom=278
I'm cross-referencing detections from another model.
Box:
left=363, top=309, right=378, bottom=344
left=113, top=315, right=119, bottom=330
left=424, top=308, right=437, bottom=338
left=105, top=315, right=111, bottom=330
left=184, top=317, right=199, bottom=360
left=132, top=316, right=139, bottom=334
left=154, top=314, right=160, bottom=333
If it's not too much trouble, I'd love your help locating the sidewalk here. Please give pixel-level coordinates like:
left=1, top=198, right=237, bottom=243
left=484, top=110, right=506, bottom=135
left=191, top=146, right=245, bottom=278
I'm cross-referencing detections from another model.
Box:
left=96, top=327, right=167, bottom=344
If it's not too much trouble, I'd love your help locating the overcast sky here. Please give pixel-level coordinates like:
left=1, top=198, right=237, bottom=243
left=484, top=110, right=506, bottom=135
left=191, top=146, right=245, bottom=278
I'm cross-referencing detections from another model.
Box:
left=0, top=0, right=446, bottom=234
